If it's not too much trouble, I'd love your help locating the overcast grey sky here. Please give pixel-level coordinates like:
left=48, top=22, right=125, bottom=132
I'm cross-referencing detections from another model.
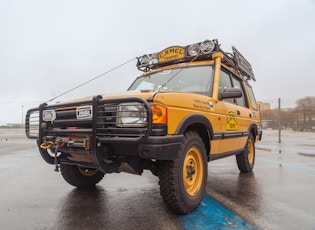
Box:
left=1, top=0, right=315, bottom=125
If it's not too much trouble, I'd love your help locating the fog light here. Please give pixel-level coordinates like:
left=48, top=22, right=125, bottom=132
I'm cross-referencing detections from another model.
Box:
left=42, top=110, right=56, bottom=122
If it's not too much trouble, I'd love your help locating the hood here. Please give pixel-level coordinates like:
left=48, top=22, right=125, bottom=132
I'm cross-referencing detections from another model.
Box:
left=54, top=90, right=212, bottom=111
left=65, top=90, right=155, bottom=103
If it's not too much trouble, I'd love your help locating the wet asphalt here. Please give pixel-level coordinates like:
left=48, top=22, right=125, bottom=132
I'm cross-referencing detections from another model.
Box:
left=0, top=129, right=315, bottom=230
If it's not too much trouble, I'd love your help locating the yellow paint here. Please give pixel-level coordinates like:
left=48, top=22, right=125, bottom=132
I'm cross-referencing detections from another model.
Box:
left=183, top=147, right=204, bottom=196
left=219, top=138, right=240, bottom=153
left=211, top=52, right=223, bottom=101
left=153, top=93, right=222, bottom=135
left=209, top=140, right=220, bottom=154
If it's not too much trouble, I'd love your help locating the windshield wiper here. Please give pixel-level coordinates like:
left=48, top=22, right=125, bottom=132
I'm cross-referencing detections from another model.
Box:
left=147, top=54, right=201, bottom=101
left=146, top=68, right=183, bottom=101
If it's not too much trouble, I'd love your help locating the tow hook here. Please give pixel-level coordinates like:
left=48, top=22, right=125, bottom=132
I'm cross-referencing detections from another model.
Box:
left=40, top=137, right=65, bottom=172
left=40, top=139, right=53, bottom=149
left=39, top=136, right=91, bottom=172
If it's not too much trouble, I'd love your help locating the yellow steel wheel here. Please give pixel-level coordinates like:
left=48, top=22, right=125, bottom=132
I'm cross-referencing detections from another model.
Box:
left=78, top=167, right=99, bottom=176
left=158, top=131, right=207, bottom=214
left=183, top=147, right=204, bottom=196
left=247, top=137, right=255, bottom=164
left=236, top=133, right=255, bottom=173
left=60, top=164, right=105, bottom=188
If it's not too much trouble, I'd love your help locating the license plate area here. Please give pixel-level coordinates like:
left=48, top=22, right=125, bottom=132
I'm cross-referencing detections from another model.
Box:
left=76, top=105, right=93, bottom=120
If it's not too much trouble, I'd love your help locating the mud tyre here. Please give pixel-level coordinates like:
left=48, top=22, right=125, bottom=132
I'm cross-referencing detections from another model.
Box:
left=60, top=164, right=105, bottom=188
left=158, top=131, right=207, bottom=214
left=236, top=133, right=255, bottom=173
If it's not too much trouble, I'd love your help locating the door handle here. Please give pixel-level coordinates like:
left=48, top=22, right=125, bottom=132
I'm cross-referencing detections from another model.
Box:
left=236, top=110, right=240, bottom=116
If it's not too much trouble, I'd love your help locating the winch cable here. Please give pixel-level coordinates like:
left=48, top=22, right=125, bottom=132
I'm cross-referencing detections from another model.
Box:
left=53, top=140, right=65, bottom=172
left=45, top=57, right=137, bottom=104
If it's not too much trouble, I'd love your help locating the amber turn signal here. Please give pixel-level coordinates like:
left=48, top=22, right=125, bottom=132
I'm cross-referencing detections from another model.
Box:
left=151, top=104, right=167, bottom=124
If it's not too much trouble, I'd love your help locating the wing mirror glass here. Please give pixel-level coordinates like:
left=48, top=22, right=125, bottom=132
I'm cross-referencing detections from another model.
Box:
left=219, top=88, right=242, bottom=100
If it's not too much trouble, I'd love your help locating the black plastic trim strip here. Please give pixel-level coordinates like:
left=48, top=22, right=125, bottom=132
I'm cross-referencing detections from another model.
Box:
left=209, top=148, right=244, bottom=161
left=213, top=131, right=249, bottom=140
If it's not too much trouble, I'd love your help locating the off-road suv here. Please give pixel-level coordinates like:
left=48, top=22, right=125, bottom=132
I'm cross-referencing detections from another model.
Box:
left=25, top=39, right=262, bottom=214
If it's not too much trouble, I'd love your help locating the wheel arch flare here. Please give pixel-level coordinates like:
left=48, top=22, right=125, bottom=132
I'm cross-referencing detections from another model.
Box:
left=175, top=114, right=213, bottom=160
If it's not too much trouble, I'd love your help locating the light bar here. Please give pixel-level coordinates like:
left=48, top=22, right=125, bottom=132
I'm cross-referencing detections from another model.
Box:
left=137, top=39, right=217, bottom=70
left=136, top=39, right=256, bottom=81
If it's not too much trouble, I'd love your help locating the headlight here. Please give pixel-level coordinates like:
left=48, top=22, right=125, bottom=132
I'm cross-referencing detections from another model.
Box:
left=42, top=110, right=56, bottom=122
left=117, top=103, right=148, bottom=127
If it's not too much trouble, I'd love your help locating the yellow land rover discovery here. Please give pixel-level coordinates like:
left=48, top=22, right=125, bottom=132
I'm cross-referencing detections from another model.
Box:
left=25, top=39, right=262, bottom=214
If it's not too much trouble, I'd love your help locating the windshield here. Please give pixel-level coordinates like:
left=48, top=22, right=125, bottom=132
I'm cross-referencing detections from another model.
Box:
left=128, top=65, right=214, bottom=95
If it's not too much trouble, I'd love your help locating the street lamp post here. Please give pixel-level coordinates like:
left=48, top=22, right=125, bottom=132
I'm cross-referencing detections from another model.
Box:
left=278, top=98, right=281, bottom=143
left=21, top=105, right=24, bottom=127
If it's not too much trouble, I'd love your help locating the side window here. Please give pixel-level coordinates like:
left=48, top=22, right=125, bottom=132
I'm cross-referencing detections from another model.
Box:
left=219, top=70, right=246, bottom=107
left=231, top=76, right=246, bottom=107
left=219, top=70, right=234, bottom=103
left=219, top=71, right=232, bottom=95
left=246, top=84, right=258, bottom=110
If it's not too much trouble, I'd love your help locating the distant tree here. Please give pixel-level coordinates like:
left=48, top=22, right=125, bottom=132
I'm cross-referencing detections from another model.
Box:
left=295, top=96, right=315, bottom=130
left=281, top=109, right=295, bottom=129
left=260, top=109, right=277, bottom=129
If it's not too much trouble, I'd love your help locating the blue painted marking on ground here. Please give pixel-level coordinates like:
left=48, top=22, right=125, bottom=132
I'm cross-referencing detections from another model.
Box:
left=256, top=157, right=315, bottom=173
left=179, top=195, right=255, bottom=230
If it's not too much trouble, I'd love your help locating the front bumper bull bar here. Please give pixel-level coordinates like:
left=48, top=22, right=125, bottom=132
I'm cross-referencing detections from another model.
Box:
left=25, top=95, right=182, bottom=171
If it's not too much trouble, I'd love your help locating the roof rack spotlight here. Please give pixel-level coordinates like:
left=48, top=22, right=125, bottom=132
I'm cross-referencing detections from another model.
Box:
left=150, top=53, right=159, bottom=64
left=187, top=43, right=200, bottom=56
left=200, top=40, right=215, bottom=54
left=139, top=54, right=150, bottom=66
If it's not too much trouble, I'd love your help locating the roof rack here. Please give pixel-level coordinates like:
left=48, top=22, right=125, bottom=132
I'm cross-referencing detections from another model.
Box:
left=136, top=39, right=256, bottom=81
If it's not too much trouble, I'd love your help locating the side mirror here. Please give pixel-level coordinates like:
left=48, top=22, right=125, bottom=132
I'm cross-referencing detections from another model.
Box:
left=219, top=88, right=242, bottom=100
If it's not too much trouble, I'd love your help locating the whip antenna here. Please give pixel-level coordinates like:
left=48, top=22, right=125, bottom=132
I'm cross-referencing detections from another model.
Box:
left=46, top=57, right=136, bottom=103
